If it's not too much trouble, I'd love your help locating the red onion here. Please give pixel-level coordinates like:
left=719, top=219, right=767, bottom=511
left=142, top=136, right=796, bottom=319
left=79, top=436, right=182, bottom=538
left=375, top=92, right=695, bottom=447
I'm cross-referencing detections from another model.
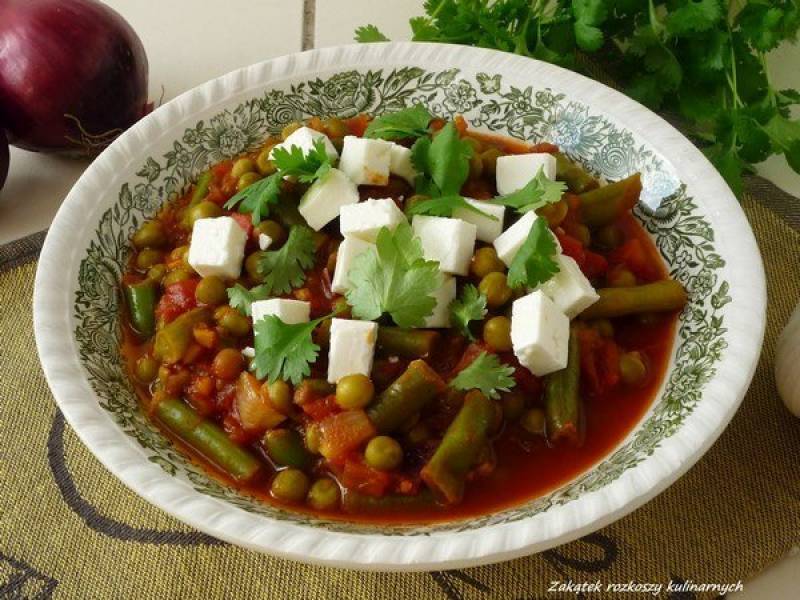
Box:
left=0, top=129, right=8, bottom=191
left=0, top=0, right=150, bottom=156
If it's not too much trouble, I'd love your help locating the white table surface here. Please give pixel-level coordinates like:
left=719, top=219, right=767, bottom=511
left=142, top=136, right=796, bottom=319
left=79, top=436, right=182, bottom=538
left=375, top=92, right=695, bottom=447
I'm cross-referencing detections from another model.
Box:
left=2, top=1, right=796, bottom=594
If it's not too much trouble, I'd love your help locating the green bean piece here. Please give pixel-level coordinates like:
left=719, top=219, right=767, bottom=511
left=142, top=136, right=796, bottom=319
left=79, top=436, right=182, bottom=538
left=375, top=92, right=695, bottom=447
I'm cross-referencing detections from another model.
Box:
left=191, top=171, right=213, bottom=204
left=580, top=280, right=688, bottom=320
left=264, top=429, right=311, bottom=469
left=377, top=327, right=440, bottom=358
left=544, top=329, right=582, bottom=444
left=420, top=390, right=494, bottom=504
left=578, top=173, right=642, bottom=228
left=153, top=308, right=211, bottom=364
left=367, top=360, right=447, bottom=434
left=555, top=152, right=598, bottom=193
left=156, top=397, right=262, bottom=482
left=124, top=281, right=157, bottom=338
left=342, top=490, right=437, bottom=514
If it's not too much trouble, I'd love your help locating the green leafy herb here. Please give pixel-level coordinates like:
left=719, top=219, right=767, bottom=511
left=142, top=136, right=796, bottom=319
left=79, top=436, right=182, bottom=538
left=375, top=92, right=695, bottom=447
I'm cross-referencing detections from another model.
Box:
left=507, top=216, right=560, bottom=289
left=226, top=283, right=270, bottom=317
left=495, top=167, right=567, bottom=214
left=270, top=139, right=332, bottom=183
left=346, top=222, right=442, bottom=327
left=364, top=104, right=433, bottom=140
left=355, top=0, right=800, bottom=197
left=354, top=24, right=390, bottom=42
left=450, top=351, right=516, bottom=399
left=449, top=284, right=487, bottom=340
left=413, top=121, right=473, bottom=196
left=257, top=225, right=316, bottom=295
left=224, top=173, right=281, bottom=225
left=405, top=194, right=496, bottom=220
left=253, top=313, right=331, bottom=384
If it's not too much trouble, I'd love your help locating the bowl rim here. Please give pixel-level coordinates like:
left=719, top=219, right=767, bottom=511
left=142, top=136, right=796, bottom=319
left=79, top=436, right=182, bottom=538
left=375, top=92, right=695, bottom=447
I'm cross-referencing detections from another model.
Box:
left=33, top=41, right=766, bottom=571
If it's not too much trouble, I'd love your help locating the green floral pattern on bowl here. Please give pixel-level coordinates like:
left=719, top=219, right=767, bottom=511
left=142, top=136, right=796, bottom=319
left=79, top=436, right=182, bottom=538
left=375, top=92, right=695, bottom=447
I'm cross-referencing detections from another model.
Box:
left=73, top=67, right=728, bottom=534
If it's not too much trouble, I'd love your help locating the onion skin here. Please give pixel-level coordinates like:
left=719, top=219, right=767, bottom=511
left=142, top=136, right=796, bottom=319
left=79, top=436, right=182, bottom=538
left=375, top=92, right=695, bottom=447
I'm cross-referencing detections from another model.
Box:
left=0, top=0, right=149, bottom=156
left=0, top=129, right=8, bottom=191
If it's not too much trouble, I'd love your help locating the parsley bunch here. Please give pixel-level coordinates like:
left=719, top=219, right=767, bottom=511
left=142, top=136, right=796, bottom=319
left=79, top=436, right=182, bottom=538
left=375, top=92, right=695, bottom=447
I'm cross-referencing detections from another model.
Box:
left=357, top=0, right=800, bottom=196
left=225, top=139, right=332, bottom=224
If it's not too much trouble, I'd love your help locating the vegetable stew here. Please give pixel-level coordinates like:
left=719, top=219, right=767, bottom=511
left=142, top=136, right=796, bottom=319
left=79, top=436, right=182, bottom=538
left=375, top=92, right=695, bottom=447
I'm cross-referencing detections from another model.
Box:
left=120, top=106, right=685, bottom=523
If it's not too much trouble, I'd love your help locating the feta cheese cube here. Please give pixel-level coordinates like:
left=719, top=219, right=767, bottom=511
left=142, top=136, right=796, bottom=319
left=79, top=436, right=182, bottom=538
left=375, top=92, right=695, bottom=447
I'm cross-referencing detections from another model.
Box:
left=299, top=168, right=359, bottom=231
left=258, top=233, right=273, bottom=251
left=496, top=153, right=557, bottom=196
left=536, top=254, right=599, bottom=318
left=327, top=318, right=378, bottom=383
left=493, top=211, right=537, bottom=266
left=269, top=126, right=338, bottom=161
left=452, top=198, right=506, bottom=243
left=411, top=215, right=477, bottom=276
left=331, top=236, right=375, bottom=294
left=187, top=216, right=248, bottom=279
left=338, top=136, right=393, bottom=186
left=251, top=298, right=310, bottom=326
left=340, top=197, right=407, bottom=242
left=389, top=143, right=417, bottom=184
left=511, top=290, right=569, bottom=376
left=424, top=275, right=457, bottom=328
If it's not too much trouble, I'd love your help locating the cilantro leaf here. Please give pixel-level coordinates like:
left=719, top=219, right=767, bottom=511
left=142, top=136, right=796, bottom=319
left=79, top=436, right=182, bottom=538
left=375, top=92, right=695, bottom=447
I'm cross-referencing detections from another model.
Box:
left=573, top=0, right=607, bottom=52
left=253, top=313, right=330, bottom=384
left=354, top=24, right=390, bottom=42
left=426, top=121, right=473, bottom=196
left=450, top=351, right=516, bottom=399
left=270, top=139, right=332, bottom=183
left=495, top=167, right=566, bottom=214
left=449, top=284, right=487, bottom=340
left=257, top=225, right=316, bottom=295
left=405, top=194, right=497, bottom=220
left=226, top=283, right=270, bottom=317
left=507, top=216, right=560, bottom=289
left=224, top=173, right=282, bottom=225
left=666, top=0, right=722, bottom=36
left=364, top=105, right=433, bottom=140
left=346, top=222, right=442, bottom=327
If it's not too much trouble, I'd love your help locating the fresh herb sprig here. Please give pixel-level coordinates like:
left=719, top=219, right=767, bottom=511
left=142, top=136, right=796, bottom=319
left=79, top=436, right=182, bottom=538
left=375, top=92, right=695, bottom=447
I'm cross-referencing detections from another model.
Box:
left=365, top=104, right=433, bottom=140
left=256, top=225, right=317, bottom=295
left=450, top=351, right=516, bottom=399
left=253, top=312, right=333, bottom=384
left=507, top=215, right=560, bottom=289
left=449, top=284, right=487, bottom=340
left=495, top=167, right=566, bottom=214
left=225, top=139, right=333, bottom=224
left=226, top=283, right=270, bottom=316
left=357, top=0, right=800, bottom=197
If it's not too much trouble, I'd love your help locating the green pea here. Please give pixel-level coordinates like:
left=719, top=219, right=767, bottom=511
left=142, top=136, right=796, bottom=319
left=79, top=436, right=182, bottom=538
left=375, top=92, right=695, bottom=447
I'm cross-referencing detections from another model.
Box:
left=231, top=157, right=256, bottom=179
left=146, top=264, right=167, bottom=284
left=478, top=272, right=512, bottom=308
left=270, top=468, right=310, bottom=503
left=264, top=429, right=311, bottom=469
left=245, top=251, right=265, bottom=282
left=520, top=408, right=545, bottom=435
left=256, top=148, right=277, bottom=176
left=132, top=221, right=166, bottom=249
left=305, top=423, right=322, bottom=455
left=306, top=478, right=341, bottom=511
left=620, top=351, right=647, bottom=386
left=405, top=423, right=432, bottom=446
left=237, top=172, right=261, bottom=192
left=214, top=306, right=251, bottom=337
left=134, top=356, right=159, bottom=384
left=267, top=380, right=292, bottom=414
left=335, top=374, right=374, bottom=410
left=470, top=246, right=505, bottom=279
left=136, top=248, right=164, bottom=270
left=256, top=220, right=287, bottom=247
left=595, top=224, right=623, bottom=250
left=483, top=316, right=512, bottom=352
left=364, top=436, right=403, bottom=471
left=195, top=276, right=227, bottom=306
left=571, top=224, right=591, bottom=247
left=501, top=391, right=526, bottom=421
left=162, top=268, right=193, bottom=288
left=187, top=201, right=222, bottom=226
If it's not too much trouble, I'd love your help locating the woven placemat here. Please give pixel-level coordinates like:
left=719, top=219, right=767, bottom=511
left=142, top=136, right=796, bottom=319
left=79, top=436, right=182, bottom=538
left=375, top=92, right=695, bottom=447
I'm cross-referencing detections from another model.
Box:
left=1, top=187, right=799, bottom=599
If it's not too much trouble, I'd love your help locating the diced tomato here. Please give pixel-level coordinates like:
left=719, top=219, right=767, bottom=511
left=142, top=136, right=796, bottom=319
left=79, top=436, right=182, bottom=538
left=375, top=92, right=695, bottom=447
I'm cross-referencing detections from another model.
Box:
left=186, top=375, right=215, bottom=416
left=609, top=238, right=660, bottom=282
left=212, top=159, right=233, bottom=179
left=555, top=231, right=586, bottom=268
left=318, top=410, right=377, bottom=460
left=156, top=279, right=198, bottom=322
left=341, top=458, right=391, bottom=497
left=229, top=212, right=253, bottom=237
left=223, top=413, right=249, bottom=444
left=529, top=142, right=559, bottom=154
left=302, top=395, right=340, bottom=421
left=500, top=352, right=542, bottom=397
left=582, top=250, right=608, bottom=279
left=577, top=327, right=621, bottom=396
left=346, top=114, right=370, bottom=138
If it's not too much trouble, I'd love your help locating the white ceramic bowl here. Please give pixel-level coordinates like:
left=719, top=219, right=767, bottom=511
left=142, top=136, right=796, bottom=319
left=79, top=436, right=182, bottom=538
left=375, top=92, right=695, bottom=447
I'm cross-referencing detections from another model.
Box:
left=33, top=42, right=765, bottom=571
